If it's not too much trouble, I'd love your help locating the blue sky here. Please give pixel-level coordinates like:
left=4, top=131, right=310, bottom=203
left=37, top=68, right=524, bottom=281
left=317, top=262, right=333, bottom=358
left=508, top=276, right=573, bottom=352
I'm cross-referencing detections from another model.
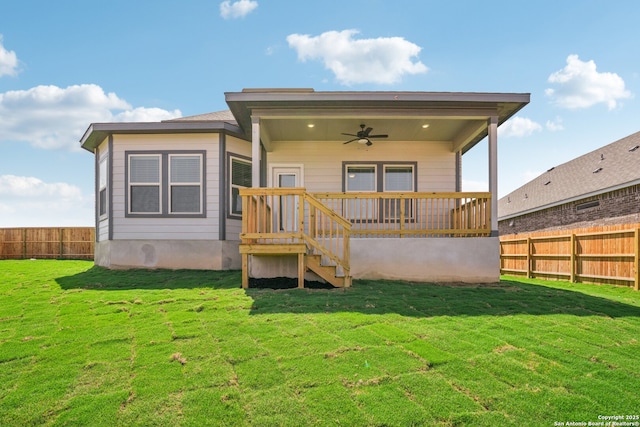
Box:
left=0, top=0, right=638, bottom=226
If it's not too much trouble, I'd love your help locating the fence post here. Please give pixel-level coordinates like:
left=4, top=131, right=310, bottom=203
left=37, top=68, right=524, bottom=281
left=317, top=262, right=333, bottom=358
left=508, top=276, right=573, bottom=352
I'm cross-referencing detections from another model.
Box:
left=526, top=237, right=532, bottom=278
left=59, top=228, right=64, bottom=259
left=22, top=228, right=27, bottom=259
left=634, top=228, right=639, bottom=291
left=570, top=233, right=576, bottom=283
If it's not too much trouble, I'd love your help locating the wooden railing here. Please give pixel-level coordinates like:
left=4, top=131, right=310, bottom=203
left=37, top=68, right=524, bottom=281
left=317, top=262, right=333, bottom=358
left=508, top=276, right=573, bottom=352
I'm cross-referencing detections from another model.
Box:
left=313, top=192, right=491, bottom=237
left=240, top=188, right=352, bottom=277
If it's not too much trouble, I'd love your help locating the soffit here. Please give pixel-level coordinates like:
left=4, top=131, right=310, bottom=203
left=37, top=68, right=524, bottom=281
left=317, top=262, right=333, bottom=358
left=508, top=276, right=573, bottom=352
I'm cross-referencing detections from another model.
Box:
left=225, top=89, right=530, bottom=153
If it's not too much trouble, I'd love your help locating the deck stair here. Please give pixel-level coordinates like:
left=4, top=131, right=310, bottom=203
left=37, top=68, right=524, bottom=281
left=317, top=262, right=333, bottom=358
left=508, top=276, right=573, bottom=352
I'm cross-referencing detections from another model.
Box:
left=304, top=253, right=350, bottom=288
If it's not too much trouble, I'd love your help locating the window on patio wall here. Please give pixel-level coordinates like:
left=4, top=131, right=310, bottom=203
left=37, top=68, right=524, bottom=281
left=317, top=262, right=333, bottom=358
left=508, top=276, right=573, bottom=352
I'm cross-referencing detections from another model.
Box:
left=343, top=162, right=416, bottom=222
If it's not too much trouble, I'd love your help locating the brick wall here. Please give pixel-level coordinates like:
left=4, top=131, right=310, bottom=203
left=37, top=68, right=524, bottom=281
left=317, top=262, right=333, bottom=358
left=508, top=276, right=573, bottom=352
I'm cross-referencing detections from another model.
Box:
left=499, top=184, right=640, bottom=234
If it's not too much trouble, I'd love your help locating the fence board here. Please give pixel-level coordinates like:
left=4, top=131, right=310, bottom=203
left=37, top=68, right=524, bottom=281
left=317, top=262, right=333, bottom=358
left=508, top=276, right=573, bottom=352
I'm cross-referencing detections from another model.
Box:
left=500, top=223, right=640, bottom=289
left=0, top=227, right=94, bottom=260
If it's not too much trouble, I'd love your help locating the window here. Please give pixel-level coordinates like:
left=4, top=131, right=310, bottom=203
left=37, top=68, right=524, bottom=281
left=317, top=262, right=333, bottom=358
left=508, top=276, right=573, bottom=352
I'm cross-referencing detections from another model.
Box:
left=98, top=157, right=108, bottom=217
left=129, top=154, right=161, bottom=214
left=126, top=151, right=205, bottom=216
left=343, top=162, right=416, bottom=222
left=229, top=156, right=252, bottom=217
left=169, top=155, right=202, bottom=213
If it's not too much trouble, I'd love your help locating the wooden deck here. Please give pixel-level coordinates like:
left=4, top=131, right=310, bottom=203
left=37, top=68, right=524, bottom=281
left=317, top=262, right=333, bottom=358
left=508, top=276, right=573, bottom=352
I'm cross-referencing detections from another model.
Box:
left=240, top=188, right=491, bottom=288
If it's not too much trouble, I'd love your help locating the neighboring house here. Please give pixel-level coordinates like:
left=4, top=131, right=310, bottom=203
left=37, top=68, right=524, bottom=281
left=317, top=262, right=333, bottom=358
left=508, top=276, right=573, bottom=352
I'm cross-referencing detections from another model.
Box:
left=498, top=130, right=640, bottom=235
left=80, top=88, right=529, bottom=286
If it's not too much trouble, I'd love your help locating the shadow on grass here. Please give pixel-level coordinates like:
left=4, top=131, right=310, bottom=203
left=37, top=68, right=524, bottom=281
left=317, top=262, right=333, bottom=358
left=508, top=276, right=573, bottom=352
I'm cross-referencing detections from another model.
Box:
left=55, top=267, right=640, bottom=318
left=245, top=279, right=640, bottom=318
left=55, top=266, right=243, bottom=290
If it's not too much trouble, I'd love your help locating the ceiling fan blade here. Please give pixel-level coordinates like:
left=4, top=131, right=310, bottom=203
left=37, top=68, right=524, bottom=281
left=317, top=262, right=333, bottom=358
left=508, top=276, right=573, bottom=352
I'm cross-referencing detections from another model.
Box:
left=343, top=138, right=358, bottom=144
left=341, top=132, right=358, bottom=137
left=366, top=140, right=373, bottom=146
left=368, top=134, right=388, bottom=138
left=363, top=127, right=373, bottom=136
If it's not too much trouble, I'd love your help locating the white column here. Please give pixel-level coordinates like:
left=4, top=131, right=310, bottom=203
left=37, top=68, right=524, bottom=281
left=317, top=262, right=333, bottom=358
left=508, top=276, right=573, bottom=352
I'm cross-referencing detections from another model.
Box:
left=488, top=116, right=498, bottom=236
left=251, top=116, right=261, bottom=188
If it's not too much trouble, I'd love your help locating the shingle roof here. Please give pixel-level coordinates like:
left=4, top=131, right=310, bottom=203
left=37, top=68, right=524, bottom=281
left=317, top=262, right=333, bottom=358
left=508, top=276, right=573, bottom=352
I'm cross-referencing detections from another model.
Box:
left=498, top=130, right=640, bottom=220
left=164, top=110, right=236, bottom=123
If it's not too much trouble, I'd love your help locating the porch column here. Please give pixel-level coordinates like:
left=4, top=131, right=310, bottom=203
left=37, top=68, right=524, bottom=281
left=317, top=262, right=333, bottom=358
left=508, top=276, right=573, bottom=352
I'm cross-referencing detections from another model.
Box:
left=488, top=116, right=498, bottom=236
left=251, top=116, right=261, bottom=188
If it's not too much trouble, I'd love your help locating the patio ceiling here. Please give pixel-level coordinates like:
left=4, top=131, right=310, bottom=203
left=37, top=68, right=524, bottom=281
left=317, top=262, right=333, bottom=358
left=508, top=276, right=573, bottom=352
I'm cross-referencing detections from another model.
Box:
left=225, top=89, right=530, bottom=154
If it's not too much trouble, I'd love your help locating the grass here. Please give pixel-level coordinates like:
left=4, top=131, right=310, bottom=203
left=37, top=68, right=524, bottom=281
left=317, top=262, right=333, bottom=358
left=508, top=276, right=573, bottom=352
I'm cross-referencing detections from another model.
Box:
left=1, top=260, right=639, bottom=426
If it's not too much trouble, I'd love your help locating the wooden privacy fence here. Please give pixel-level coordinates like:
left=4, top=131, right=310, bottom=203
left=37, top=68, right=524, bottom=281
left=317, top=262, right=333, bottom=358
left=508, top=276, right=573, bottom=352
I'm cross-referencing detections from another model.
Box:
left=0, top=227, right=95, bottom=260
left=500, top=224, right=640, bottom=290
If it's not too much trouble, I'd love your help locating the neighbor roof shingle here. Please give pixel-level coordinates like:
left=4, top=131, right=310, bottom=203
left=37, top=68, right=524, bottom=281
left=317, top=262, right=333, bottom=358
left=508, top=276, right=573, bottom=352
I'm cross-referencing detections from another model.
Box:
left=498, top=131, right=640, bottom=220
left=164, top=110, right=236, bottom=123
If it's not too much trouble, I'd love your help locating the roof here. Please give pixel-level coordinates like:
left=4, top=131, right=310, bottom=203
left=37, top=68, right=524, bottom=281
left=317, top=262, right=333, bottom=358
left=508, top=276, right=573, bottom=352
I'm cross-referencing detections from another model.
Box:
left=498, top=130, right=640, bottom=220
left=80, top=110, right=242, bottom=152
left=225, top=88, right=530, bottom=154
left=164, top=110, right=236, bottom=123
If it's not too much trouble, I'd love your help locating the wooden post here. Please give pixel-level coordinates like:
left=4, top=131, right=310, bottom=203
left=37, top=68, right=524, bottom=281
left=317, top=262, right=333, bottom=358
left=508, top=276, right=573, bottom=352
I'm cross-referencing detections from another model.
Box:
left=634, top=228, right=639, bottom=291
left=241, top=253, right=249, bottom=289
left=59, top=228, right=64, bottom=259
left=526, top=237, right=532, bottom=278
left=22, top=228, right=27, bottom=259
left=399, top=198, right=405, bottom=238
left=298, top=253, right=305, bottom=289
left=570, top=233, right=576, bottom=283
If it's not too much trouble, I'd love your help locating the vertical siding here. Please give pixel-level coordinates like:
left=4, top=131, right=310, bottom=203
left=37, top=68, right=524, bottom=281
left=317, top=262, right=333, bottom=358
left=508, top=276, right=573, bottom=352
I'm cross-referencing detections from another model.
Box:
left=225, top=136, right=252, bottom=240
left=111, top=133, right=220, bottom=241
left=267, top=140, right=456, bottom=192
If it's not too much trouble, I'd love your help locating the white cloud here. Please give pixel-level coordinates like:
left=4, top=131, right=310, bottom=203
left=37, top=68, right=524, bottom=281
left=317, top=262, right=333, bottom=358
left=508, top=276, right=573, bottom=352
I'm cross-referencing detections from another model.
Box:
left=0, top=35, right=19, bottom=77
left=498, top=116, right=542, bottom=138
left=0, top=175, right=93, bottom=227
left=545, top=54, right=632, bottom=110
left=220, top=0, right=258, bottom=19
left=286, top=29, right=428, bottom=85
left=545, top=116, right=564, bottom=132
left=0, top=84, right=181, bottom=151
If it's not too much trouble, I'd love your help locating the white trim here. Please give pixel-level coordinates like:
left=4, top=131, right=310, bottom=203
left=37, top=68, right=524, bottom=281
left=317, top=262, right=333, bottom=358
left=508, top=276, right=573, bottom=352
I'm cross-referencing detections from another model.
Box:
left=382, top=164, right=415, bottom=192
left=268, top=163, right=305, bottom=188
left=168, top=153, right=203, bottom=215
left=128, top=153, right=162, bottom=215
left=345, top=164, right=377, bottom=192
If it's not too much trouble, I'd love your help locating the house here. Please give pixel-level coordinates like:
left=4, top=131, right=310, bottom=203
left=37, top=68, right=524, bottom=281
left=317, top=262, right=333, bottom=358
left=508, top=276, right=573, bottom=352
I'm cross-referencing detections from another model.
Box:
left=80, top=88, right=529, bottom=286
left=498, top=130, right=640, bottom=235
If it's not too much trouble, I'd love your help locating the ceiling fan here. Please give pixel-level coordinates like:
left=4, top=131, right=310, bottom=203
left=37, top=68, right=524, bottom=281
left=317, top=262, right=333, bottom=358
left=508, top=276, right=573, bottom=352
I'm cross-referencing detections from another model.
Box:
left=342, top=124, right=388, bottom=146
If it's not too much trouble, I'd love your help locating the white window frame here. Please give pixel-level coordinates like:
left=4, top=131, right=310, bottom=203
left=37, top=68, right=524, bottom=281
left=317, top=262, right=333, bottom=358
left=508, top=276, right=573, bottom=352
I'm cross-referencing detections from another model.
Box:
left=168, top=153, right=203, bottom=215
left=229, top=155, right=252, bottom=218
left=345, top=164, right=377, bottom=192
left=128, top=154, right=162, bottom=215
left=98, top=156, right=108, bottom=218
left=382, top=164, right=415, bottom=192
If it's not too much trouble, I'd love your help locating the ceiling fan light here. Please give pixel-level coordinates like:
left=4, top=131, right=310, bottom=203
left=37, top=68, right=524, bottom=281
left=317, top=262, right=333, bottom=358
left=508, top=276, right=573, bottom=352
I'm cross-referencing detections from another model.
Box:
left=358, top=138, right=369, bottom=144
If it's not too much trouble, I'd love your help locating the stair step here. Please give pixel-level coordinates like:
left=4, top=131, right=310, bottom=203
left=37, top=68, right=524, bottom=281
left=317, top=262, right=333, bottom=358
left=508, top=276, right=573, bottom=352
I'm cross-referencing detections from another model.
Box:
left=305, top=253, right=348, bottom=288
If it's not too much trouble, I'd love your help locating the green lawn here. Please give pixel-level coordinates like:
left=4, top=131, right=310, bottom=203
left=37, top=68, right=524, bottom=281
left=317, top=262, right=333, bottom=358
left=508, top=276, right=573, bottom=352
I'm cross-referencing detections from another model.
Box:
left=1, top=260, right=639, bottom=426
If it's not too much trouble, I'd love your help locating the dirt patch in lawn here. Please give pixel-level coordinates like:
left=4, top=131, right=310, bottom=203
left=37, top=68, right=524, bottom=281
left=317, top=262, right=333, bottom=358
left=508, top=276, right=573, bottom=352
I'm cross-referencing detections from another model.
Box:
left=248, top=277, right=334, bottom=290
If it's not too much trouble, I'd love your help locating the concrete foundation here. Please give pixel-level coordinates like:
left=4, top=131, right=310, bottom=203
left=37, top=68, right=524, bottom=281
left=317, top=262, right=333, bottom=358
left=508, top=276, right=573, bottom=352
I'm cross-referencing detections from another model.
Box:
left=248, top=237, right=500, bottom=283
left=95, top=240, right=241, bottom=270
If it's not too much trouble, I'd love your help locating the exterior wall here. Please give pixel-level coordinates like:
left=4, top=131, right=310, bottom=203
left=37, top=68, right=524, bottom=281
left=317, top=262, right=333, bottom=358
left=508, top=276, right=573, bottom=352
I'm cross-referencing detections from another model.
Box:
left=266, top=140, right=456, bottom=192
left=95, top=239, right=241, bottom=270
left=111, top=134, right=220, bottom=241
left=499, top=184, right=640, bottom=234
left=225, top=136, right=251, bottom=240
left=96, top=139, right=110, bottom=242
left=248, top=237, right=500, bottom=283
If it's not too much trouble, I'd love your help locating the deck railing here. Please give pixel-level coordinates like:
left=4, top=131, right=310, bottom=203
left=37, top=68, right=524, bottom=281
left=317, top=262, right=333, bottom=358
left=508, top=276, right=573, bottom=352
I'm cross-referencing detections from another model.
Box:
left=313, top=191, right=491, bottom=237
left=240, top=188, right=352, bottom=276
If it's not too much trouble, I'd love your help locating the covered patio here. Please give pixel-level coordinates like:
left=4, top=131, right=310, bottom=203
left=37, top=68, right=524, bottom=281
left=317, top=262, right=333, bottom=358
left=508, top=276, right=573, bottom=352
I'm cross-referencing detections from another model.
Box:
left=225, top=89, right=530, bottom=287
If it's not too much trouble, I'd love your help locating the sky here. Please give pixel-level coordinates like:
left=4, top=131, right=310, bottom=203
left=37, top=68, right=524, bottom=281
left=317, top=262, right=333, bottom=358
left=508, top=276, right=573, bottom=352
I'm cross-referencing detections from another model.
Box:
left=0, top=0, right=638, bottom=227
